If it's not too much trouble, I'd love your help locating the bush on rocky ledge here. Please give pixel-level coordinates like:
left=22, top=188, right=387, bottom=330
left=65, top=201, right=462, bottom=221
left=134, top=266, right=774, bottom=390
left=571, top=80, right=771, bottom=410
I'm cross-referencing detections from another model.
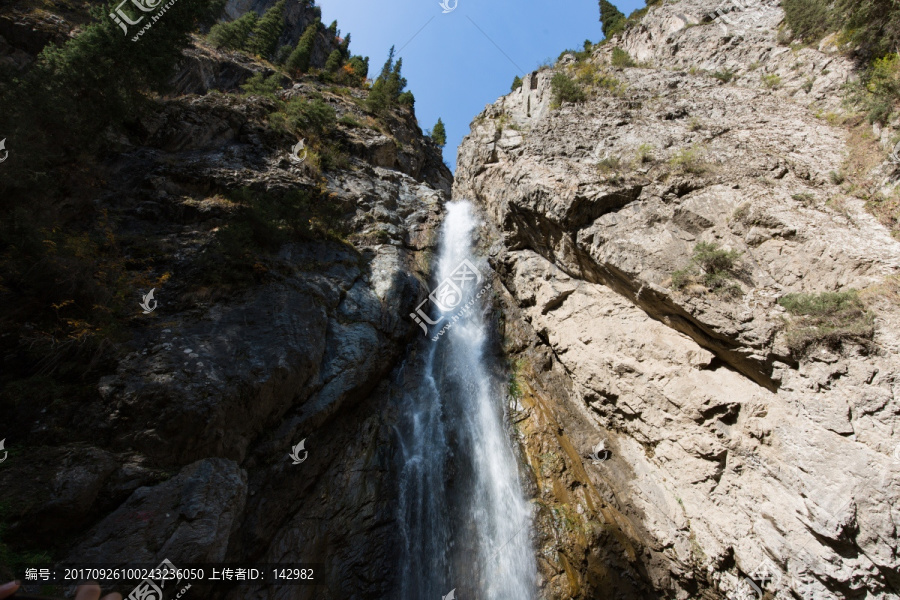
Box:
left=671, top=242, right=743, bottom=299
left=550, top=73, right=586, bottom=107
left=777, top=290, right=875, bottom=354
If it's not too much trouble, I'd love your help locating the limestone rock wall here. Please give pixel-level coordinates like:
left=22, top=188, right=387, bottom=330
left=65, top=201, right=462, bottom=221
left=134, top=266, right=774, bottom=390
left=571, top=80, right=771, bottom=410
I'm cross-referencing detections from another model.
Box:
left=456, top=1, right=900, bottom=598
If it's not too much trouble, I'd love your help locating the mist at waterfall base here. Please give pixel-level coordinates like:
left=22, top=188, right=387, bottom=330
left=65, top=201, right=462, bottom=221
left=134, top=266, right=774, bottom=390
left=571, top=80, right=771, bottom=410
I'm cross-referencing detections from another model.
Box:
left=395, top=201, right=536, bottom=599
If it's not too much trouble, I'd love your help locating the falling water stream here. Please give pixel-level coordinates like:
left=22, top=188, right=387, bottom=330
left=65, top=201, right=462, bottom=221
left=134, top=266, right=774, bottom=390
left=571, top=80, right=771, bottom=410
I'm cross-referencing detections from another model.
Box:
left=396, top=201, right=536, bottom=600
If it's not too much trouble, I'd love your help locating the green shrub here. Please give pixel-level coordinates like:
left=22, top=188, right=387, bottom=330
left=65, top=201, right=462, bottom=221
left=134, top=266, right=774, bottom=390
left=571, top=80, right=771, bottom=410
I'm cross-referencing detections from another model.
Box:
left=784, top=0, right=900, bottom=58
left=693, top=241, right=741, bottom=275
left=669, top=145, right=708, bottom=175
left=761, top=74, right=782, bottom=89
left=711, top=69, right=735, bottom=83
left=559, top=40, right=595, bottom=63
left=596, top=155, right=621, bottom=173
left=207, top=11, right=258, bottom=50
left=670, top=242, right=743, bottom=297
left=636, top=143, right=655, bottom=163
left=550, top=73, right=586, bottom=107
left=511, top=75, right=523, bottom=92
left=792, top=192, right=816, bottom=206
left=348, top=55, right=369, bottom=79
left=732, top=203, right=751, bottom=223
left=778, top=290, right=875, bottom=354
left=853, top=53, right=900, bottom=124
left=338, top=114, right=364, bottom=128
left=611, top=47, right=636, bottom=68
left=782, top=0, right=835, bottom=42
left=272, top=97, right=336, bottom=134
left=240, top=72, right=283, bottom=97
left=670, top=268, right=693, bottom=290
left=397, top=90, right=415, bottom=108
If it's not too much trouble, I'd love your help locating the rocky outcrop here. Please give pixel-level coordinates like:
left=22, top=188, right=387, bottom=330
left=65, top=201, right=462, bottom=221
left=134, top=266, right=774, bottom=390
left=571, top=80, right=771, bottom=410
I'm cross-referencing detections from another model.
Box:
left=456, top=1, right=900, bottom=598
left=0, top=23, right=449, bottom=599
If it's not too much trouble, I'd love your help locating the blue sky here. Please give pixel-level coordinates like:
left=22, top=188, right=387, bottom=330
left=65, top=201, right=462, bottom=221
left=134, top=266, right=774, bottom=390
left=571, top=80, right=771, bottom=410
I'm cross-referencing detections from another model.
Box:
left=317, top=0, right=647, bottom=171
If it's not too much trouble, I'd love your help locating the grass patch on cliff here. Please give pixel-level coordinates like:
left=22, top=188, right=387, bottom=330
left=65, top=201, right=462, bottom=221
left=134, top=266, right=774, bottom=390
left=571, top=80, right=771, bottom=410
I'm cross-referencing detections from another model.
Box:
left=866, top=191, right=900, bottom=236
left=507, top=358, right=526, bottom=400
left=777, top=290, right=875, bottom=354
left=610, top=47, right=637, bottom=68
left=761, top=74, right=783, bottom=89
left=668, top=145, right=710, bottom=175
left=670, top=242, right=743, bottom=299
left=711, top=69, right=736, bottom=84
left=550, top=73, right=586, bottom=107
left=572, top=62, right=627, bottom=97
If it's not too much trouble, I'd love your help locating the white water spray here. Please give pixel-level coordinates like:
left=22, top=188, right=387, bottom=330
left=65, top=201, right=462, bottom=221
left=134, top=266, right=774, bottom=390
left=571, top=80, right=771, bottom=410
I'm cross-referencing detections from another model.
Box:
left=397, top=201, right=536, bottom=599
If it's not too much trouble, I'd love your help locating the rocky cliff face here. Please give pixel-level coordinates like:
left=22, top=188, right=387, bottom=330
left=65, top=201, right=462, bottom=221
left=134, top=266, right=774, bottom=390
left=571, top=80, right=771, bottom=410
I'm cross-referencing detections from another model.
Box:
left=456, top=1, right=900, bottom=598
left=0, top=9, right=450, bottom=598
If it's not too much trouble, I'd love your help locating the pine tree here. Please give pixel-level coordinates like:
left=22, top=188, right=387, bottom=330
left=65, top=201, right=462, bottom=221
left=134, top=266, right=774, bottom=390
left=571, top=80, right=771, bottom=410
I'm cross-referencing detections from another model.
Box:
left=378, top=46, right=394, bottom=80
left=511, top=75, right=523, bottom=92
left=327, top=20, right=338, bottom=37
left=339, top=32, right=351, bottom=58
left=207, top=11, right=258, bottom=50
left=366, top=47, right=413, bottom=112
left=247, top=0, right=285, bottom=59
left=285, top=20, right=319, bottom=74
left=385, top=56, right=407, bottom=100
left=431, top=118, right=447, bottom=147
left=599, top=0, right=626, bottom=39
left=324, top=48, right=343, bottom=72
left=366, top=46, right=396, bottom=113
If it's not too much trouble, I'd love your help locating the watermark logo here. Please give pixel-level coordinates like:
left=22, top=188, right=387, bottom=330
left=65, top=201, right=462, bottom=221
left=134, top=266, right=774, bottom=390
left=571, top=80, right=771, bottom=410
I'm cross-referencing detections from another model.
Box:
left=0, top=439, right=7, bottom=463
left=438, top=0, right=457, bottom=13
left=442, top=589, right=456, bottom=600
left=290, top=139, right=308, bottom=163
left=410, top=259, right=489, bottom=340
left=0, top=139, right=7, bottom=163
left=728, top=559, right=781, bottom=600
left=110, top=0, right=160, bottom=34
left=140, top=288, right=157, bottom=314
left=889, top=141, right=900, bottom=165
left=111, top=0, right=181, bottom=42
left=289, top=439, right=307, bottom=465
left=589, top=439, right=610, bottom=463
left=127, top=558, right=190, bottom=600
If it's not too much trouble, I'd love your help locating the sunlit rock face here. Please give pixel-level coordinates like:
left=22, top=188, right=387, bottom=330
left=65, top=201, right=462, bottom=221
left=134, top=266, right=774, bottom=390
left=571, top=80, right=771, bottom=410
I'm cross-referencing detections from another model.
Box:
left=455, top=0, right=900, bottom=597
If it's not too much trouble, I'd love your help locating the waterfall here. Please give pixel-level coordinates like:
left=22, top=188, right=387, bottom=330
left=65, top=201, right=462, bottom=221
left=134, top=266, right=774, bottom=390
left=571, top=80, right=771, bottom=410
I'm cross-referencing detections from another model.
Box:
left=397, top=201, right=536, bottom=600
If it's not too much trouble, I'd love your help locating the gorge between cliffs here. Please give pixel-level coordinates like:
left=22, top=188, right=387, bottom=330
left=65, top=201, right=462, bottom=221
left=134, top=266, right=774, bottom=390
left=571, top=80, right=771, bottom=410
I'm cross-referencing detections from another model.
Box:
left=1, top=0, right=900, bottom=599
